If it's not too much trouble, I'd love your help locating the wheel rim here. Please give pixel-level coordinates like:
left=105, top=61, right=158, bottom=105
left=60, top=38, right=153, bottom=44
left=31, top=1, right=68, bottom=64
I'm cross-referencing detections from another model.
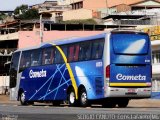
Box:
left=81, top=92, right=87, bottom=105
left=21, top=92, right=25, bottom=103
left=69, top=91, right=75, bottom=104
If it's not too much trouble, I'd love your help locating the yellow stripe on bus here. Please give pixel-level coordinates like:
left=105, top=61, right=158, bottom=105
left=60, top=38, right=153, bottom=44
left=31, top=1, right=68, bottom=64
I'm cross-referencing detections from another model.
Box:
left=109, top=83, right=149, bottom=87
left=51, top=44, right=78, bottom=99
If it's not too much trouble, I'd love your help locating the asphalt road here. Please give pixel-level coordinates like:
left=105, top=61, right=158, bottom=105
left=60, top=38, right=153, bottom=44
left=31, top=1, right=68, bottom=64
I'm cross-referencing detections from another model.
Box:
left=1, top=100, right=160, bottom=120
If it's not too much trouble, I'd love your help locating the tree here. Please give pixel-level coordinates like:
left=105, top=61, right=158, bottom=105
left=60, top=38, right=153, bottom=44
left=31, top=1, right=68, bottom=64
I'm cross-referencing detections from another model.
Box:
left=61, top=19, right=98, bottom=24
left=14, top=4, right=28, bottom=15
left=0, top=13, right=7, bottom=20
left=14, top=4, right=39, bottom=20
left=19, top=9, right=39, bottom=20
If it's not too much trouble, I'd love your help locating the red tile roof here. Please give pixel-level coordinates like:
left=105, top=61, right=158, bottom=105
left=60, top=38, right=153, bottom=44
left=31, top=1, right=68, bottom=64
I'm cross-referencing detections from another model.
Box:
left=0, top=21, right=18, bottom=28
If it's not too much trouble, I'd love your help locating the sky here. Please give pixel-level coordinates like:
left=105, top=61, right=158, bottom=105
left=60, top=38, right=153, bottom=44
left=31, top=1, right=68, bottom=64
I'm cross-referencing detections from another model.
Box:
left=0, top=0, right=56, bottom=11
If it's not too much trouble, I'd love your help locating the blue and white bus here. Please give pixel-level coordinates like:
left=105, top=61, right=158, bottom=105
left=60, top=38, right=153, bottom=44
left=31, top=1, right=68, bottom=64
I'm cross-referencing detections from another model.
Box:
left=9, top=30, right=152, bottom=107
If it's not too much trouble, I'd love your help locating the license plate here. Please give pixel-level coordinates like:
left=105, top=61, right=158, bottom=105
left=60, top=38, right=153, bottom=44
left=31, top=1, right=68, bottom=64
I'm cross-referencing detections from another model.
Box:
left=127, top=89, right=136, bottom=93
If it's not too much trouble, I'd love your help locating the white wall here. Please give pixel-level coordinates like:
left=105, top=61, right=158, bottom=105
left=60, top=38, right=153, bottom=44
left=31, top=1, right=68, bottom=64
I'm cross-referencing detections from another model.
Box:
left=0, top=76, right=9, bottom=94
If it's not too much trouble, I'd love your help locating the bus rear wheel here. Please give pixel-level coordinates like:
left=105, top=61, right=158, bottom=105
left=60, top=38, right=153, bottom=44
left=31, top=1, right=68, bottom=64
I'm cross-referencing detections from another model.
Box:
left=117, top=99, right=129, bottom=108
left=79, top=88, right=90, bottom=107
left=68, top=88, right=77, bottom=106
left=20, top=91, right=27, bottom=105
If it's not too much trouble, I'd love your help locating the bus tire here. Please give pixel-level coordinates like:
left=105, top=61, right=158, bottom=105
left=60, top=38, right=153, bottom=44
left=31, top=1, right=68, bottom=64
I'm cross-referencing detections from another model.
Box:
left=117, top=99, right=129, bottom=108
left=79, top=88, right=90, bottom=107
left=68, top=88, right=77, bottom=106
left=20, top=91, right=27, bottom=105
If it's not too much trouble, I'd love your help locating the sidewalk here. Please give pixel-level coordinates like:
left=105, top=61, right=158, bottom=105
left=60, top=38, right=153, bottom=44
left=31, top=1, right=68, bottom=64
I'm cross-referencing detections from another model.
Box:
left=129, top=99, right=160, bottom=108
left=0, top=95, right=18, bottom=104
left=0, top=95, right=10, bottom=103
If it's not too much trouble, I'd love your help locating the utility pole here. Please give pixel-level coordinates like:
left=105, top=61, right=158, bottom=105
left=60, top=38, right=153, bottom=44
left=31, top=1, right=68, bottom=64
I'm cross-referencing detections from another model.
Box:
left=106, top=0, right=109, bottom=15
left=40, top=14, right=43, bottom=43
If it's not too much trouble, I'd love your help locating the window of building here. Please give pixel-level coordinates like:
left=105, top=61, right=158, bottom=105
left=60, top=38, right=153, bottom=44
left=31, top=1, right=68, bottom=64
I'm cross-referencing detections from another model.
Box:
left=71, top=1, right=83, bottom=10
left=79, top=1, right=83, bottom=9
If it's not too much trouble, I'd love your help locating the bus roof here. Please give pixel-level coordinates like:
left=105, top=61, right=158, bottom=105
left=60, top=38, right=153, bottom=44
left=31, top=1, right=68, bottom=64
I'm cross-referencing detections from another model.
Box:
left=47, top=32, right=106, bottom=46
left=15, top=32, right=106, bottom=52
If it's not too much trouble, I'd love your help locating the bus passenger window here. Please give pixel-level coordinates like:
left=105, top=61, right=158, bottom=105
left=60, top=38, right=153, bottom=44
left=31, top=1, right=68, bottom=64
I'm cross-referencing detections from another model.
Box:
left=74, top=45, right=79, bottom=61
left=61, top=46, right=68, bottom=61
left=68, top=46, right=74, bottom=62
left=54, top=48, right=63, bottom=64
left=31, top=49, right=41, bottom=66
left=92, top=40, right=104, bottom=59
left=79, top=42, right=91, bottom=61
left=20, top=51, right=31, bottom=70
left=68, top=44, right=79, bottom=62
left=26, top=62, right=30, bottom=67
left=42, top=47, right=54, bottom=65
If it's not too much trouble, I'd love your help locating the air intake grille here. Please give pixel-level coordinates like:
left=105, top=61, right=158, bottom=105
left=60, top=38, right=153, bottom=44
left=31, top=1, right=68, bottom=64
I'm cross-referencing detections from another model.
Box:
left=95, top=77, right=103, bottom=95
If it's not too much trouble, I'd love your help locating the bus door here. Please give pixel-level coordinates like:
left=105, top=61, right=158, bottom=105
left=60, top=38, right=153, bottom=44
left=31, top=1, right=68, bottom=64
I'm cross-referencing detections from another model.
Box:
left=109, top=32, right=152, bottom=87
left=9, top=51, right=21, bottom=100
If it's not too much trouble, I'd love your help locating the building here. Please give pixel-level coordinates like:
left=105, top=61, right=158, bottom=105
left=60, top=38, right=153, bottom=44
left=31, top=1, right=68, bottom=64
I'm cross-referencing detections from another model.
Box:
left=152, top=39, right=160, bottom=97
left=31, top=0, right=71, bottom=23
left=39, top=5, right=71, bottom=23
left=31, top=1, right=58, bottom=9
left=141, top=26, right=160, bottom=98
left=103, top=0, right=160, bottom=25
left=62, top=0, right=108, bottom=21
left=0, top=11, right=14, bottom=24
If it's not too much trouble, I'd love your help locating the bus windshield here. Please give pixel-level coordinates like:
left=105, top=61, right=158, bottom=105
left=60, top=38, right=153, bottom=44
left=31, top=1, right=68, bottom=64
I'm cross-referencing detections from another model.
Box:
left=111, top=33, right=149, bottom=55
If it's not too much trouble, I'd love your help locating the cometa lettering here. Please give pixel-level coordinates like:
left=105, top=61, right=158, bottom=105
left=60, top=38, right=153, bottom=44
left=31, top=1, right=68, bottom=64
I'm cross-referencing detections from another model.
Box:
left=29, top=69, right=47, bottom=78
left=116, top=74, right=146, bottom=81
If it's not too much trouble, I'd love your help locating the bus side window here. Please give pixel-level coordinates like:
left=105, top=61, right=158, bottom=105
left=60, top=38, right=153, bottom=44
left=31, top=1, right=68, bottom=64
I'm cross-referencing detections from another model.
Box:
left=54, top=47, right=63, bottom=64
left=42, top=47, right=54, bottom=65
left=68, top=44, right=79, bottom=62
left=91, top=40, right=104, bottom=59
left=61, top=46, right=68, bottom=61
left=31, top=49, right=41, bottom=66
left=79, top=42, right=91, bottom=61
left=74, top=45, right=79, bottom=61
left=68, top=45, right=74, bottom=62
left=20, top=51, right=31, bottom=71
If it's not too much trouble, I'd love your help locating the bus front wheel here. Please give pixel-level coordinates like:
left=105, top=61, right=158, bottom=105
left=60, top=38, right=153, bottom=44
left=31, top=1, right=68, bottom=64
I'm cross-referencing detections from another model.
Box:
left=20, top=91, right=27, bottom=105
left=68, top=88, right=76, bottom=106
